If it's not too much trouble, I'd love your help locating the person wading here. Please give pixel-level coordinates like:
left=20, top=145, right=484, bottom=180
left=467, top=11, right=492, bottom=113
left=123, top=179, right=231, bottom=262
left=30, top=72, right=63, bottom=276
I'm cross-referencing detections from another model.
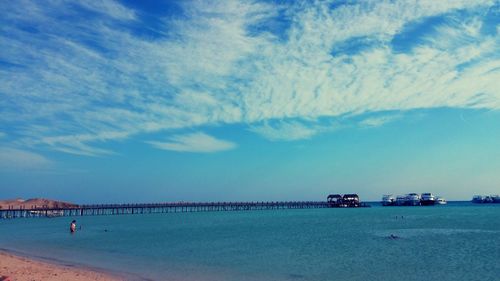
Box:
left=70, top=220, right=77, bottom=233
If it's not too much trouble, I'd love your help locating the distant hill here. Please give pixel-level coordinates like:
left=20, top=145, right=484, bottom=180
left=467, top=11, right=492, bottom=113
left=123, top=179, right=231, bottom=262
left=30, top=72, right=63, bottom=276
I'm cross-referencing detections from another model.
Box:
left=0, top=198, right=78, bottom=209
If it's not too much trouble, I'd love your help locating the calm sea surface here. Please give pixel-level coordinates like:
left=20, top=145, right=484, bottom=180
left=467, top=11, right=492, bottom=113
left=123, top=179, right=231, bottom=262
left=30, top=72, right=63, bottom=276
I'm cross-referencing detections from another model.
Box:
left=0, top=202, right=499, bottom=281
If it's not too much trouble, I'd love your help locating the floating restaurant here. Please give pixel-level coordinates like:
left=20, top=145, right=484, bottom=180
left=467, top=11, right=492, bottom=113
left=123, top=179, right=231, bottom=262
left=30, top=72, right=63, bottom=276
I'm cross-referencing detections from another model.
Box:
left=327, top=194, right=370, bottom=208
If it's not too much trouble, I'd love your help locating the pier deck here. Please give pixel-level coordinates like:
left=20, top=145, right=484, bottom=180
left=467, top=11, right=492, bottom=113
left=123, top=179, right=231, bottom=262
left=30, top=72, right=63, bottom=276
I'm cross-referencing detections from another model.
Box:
left=0, top=201, right=321, bottom=219
left=0, top=201, right=371, bottom=219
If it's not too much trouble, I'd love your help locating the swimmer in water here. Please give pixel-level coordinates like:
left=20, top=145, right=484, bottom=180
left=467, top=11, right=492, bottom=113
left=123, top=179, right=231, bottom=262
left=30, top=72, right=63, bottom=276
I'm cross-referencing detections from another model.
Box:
left=70, top=220, right=76, bottom=233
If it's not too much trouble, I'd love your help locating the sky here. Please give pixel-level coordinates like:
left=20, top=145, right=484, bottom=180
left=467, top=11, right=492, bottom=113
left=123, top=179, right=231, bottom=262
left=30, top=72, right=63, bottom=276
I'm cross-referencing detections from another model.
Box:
left=1, top=0, right=499, bottom=203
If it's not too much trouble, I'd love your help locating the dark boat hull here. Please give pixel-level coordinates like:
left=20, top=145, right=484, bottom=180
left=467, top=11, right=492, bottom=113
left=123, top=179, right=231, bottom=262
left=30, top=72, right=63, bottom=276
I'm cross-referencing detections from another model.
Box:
left=420, top=200, right=436, bottom=206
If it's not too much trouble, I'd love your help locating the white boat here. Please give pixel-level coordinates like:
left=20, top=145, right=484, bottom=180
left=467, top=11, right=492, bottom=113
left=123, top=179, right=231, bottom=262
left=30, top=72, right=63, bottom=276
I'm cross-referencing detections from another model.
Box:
left=420, top=193, right=436, bottom=206
left=472, top=195, right=498, bottom=203
left=396, top=195, right=408, bottom=206
left=472, top=195, right=484, bottom=203
left=382, top=195, right=396, bottom=206
left=407, top=193, right=421, bottom=206
left=435, top=197, right=447, bottom=205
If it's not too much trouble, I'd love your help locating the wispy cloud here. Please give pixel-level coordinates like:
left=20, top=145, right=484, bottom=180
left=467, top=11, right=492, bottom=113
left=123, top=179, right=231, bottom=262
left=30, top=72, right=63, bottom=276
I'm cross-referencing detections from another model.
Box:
left=147, top=132, right=236, bottom=153
left=250, top=120, right=321, bottom=141
left=0, top=148, right=52, bottom=170
left=359, top=115, right=402, bottom=128
left=38, top=131, right=130, bottom=156
left=241, top=1, right=499, bottom=122
left=79, top=0, right=137, bottom=21
left=0, top=0, right=498, bottom=154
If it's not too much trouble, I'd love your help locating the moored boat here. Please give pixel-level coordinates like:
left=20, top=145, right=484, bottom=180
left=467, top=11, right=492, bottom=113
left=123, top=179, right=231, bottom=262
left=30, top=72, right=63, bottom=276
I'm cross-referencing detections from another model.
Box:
left=396, top=195, right=407, bottom=206
left=381, top=195, right=396, bottom=206
left=435, top=197, right=447, bottom=205
left=407, top=193, right=421, bottom=206
left=472, top=195, right=499, bottom=203
left=420, top=193, right=436, bottom=206
left=396, top=195, right=408, bottom=206
left=472, top=195, right=484, bottom=203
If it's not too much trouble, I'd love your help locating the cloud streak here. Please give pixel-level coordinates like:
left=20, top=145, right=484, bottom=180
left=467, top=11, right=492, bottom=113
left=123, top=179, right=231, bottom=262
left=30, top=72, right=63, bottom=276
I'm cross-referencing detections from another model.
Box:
left=359, top=115, right=402, bottom=128
left=250, top=120, right=326, bottom=141
left=0, top=0, right=499, bottom=153
left=147, top=132, right=236, bottom=153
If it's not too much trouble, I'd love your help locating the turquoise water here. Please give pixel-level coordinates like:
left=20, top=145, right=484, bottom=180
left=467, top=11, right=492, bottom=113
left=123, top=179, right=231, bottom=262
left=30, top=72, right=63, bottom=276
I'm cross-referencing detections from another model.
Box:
left=0, top=203, right=498, bottom=281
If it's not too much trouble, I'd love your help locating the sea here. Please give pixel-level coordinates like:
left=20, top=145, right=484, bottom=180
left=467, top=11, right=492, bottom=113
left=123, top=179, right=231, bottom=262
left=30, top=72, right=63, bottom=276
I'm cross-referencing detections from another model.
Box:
left=0, top=202, right=498, bottom=281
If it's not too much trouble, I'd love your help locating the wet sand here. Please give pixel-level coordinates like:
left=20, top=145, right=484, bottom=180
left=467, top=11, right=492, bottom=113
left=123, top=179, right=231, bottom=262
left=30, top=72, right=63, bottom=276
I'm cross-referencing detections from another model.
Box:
left=0, top=250, right=123, bottom=281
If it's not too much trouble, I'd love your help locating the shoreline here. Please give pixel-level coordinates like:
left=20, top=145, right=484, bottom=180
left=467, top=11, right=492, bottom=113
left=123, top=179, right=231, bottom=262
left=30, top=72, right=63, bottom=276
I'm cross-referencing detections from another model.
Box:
left=0, top=249, right=140, bottom=281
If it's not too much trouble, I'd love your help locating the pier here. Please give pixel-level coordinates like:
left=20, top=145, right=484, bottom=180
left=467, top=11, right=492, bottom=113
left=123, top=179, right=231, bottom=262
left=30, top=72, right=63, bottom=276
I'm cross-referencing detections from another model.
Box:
left=0, top=201, right=331, bottom=219
left=0, top=195, right=370, bottom=219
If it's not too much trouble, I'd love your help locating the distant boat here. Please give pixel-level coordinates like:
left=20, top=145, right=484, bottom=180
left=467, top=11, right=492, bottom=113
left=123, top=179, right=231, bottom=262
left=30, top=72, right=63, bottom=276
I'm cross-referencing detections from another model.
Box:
left=435, top=197, right=447, bottom=205
left=472, top=195, right=498, bottom=203
left=381, top=195, right=396, bottom=206
left=396, top=195, right=407, bottom=206
left=407, top=193, right=421, bottom=206
left=472, top=195, right=484, bottom=203
left=420, top=193, right=436, bottom=206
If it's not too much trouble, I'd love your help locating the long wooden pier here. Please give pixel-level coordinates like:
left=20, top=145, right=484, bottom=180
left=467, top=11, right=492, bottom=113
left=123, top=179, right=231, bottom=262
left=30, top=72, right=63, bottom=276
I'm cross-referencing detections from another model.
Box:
left=0, top=201, right=346, bottom=219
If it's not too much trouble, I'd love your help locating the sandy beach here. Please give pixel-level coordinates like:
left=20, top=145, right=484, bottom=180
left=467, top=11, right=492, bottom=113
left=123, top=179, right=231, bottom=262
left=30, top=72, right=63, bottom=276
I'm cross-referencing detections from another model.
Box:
left=0, top=251, right=123, bottom=281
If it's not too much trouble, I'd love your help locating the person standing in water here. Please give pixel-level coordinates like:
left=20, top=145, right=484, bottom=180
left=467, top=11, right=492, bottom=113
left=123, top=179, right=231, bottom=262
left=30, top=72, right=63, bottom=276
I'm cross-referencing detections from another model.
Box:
left=70, top=220, right=76, bottom=233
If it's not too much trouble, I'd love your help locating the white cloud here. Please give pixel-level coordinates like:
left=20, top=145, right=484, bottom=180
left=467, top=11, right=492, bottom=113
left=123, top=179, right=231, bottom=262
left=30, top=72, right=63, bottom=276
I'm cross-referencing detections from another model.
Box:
left=250, top=121, right=320, bottom=141
left=39, top=131, right=130, bottom=156
left=0, top=0, right=498, bottom=154
left=240, top=1, right=500, bottom=122
left=359, top=115, right=401, bottom=128
left=147, top=132, right=236, bottom=153
left=0, top=148, right=52, bottom=170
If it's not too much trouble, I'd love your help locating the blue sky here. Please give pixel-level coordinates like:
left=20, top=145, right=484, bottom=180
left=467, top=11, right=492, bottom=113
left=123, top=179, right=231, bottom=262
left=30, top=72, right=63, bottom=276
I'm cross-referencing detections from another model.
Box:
left=1, top=0, right=499, bottom=203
